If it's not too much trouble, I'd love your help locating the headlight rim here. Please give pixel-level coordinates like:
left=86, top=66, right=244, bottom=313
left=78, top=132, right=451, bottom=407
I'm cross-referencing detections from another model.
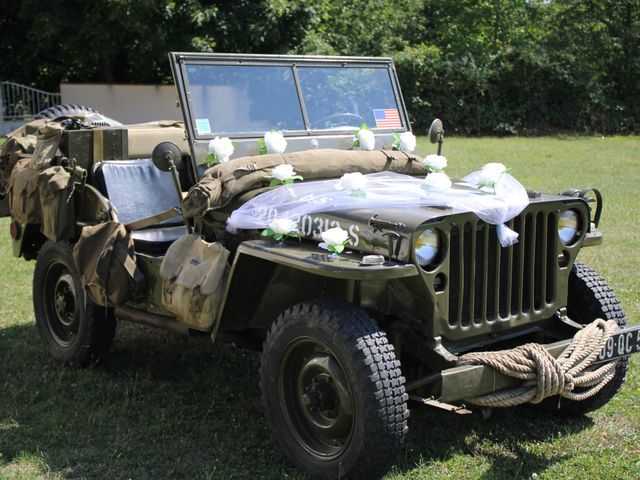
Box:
left=414, top=227, right=442, bottom=270
left=558, top=208, right=581, bottom=246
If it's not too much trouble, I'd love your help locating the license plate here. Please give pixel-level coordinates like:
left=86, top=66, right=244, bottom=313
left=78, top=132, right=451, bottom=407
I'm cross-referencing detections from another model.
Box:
left=595, top=324, right=640, bottom=364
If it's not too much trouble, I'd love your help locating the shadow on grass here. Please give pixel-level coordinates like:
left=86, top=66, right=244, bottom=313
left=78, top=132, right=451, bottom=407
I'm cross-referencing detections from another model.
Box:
left=0, top=321, right=592, bottom=479
left=394, top=403, right=593, bottom=479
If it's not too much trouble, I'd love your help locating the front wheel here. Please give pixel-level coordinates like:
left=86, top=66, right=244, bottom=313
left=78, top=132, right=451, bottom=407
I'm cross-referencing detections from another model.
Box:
left=260, top=299, right=408, bottom=480
left=33, top=241, right=116, bottom=366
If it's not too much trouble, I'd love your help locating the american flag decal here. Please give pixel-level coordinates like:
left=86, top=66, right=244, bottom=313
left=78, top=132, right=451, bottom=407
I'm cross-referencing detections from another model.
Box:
left=373, top=108, right=402, bottom=128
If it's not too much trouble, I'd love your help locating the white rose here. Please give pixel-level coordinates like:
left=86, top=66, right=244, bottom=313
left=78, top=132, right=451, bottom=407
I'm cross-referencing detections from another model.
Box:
left=320, top=227, right=350, bottom=247
left=422, top=172, right=452, bottom=190
left=270, top=218, right=297, bottom=235
left=358, top=129, right=375, bottom=151
left=336, top=172, right=368, bottom=191
left=423, top=154, right=447, bottom=172
left=271, top=164, right=296, bottom=181
left=265, top=131, right=287, bottom=154
left=208, top=136, right=234, bottom=163
left=478, top=162, right=507, bottom=186
left=399, top=131, right=416, bottom=152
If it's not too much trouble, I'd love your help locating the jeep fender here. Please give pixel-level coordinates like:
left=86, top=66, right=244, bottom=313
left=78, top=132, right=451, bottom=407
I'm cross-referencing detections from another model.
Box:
left=213, top=240, right=420, bottom=340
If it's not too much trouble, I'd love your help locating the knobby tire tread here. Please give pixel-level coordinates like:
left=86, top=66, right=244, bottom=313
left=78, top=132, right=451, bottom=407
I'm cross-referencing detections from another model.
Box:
left=261, top=299, right=408, bottom=479
left=34, top=241, right=116, bottom=367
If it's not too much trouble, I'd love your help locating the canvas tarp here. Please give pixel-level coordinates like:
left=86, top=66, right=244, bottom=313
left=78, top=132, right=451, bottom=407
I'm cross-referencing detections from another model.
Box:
left=182, top=149, right=423, bottom=218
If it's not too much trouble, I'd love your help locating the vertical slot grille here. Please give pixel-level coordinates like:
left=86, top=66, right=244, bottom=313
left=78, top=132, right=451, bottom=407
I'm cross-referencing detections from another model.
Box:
left=447, top=211, right=558, bottom=329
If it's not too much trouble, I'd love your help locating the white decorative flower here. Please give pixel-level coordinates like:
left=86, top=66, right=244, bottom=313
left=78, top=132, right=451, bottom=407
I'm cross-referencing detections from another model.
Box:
left=336, top=172, right=368, bottom=191
left=271, top=164, right=296, bottom=182
left=264, top=131, right=287, bottom=154
left=270, top=218, right=298, bottom=235
left=422, top=172, right=452, bottom=190
left=207, top=136, right=234, bottom=163
left=475, top=162, right=508, bottom=192
left=423, top=154, right=447, bottom=173
left=321, top=227, right=350, bottom=246
left=399, top=131, right=417, bottom=152
left=357, top=129, right=375, bottom=151
left=478, top=162, right=507, bottom=187
left=318, top=227, right=350, bottom=254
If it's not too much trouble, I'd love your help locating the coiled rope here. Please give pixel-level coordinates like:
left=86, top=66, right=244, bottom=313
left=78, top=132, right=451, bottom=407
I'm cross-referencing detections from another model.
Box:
left=458, top=319, right=620, bottom=407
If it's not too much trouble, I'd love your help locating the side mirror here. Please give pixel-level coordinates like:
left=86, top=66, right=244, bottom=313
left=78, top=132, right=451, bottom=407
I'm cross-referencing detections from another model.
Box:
left=428, top=119, right=445, bottom=156
left=151, top=142, right=189, bottom=231
left=152, top=142, right=183, bottom=172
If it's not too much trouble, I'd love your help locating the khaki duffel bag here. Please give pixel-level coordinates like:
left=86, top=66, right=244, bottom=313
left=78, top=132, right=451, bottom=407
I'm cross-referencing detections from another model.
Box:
left=182, top=149, right=423, bottom=218
left=73, top=221, right=145, bottom=307
left=160, top=234, right=230, bottom=331
left=38, top=166, right=76, bottom=241
left=8, top=158, right=42, bottom=225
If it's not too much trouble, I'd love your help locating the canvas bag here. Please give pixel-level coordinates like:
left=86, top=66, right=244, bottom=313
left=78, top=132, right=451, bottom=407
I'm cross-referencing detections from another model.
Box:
left=7, top=158, right=43, bottom=224
left=73, top=221, right=145, bottom=307
left=31, top=122, right=64, bottom=169
left=0, top=134, right=37, bottom=195
left=159, top=234, right=230, bottom=331
left=38, top=165, right=77, bottom=241
left=182, top=149, right=423, bottom=218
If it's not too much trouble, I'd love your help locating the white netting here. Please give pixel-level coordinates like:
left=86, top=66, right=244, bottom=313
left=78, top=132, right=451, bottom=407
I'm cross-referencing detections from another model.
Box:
left=226, top=171, right=529, bottom=246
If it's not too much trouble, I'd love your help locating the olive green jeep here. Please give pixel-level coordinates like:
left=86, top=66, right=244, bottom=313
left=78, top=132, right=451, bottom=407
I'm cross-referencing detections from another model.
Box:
left=1, top=53, right=638, bottom=480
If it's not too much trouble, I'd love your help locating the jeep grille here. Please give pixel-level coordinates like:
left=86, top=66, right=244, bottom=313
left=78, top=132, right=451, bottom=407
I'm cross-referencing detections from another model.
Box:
left=447, top=211, right=559, bottom=328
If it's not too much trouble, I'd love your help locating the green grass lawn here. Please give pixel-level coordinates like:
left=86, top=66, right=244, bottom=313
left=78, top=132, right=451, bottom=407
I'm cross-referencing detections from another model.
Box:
left=1, top=136, right=639, bottom=479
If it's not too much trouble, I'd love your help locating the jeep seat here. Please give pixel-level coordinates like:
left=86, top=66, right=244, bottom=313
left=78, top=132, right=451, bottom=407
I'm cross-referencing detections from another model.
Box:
left=92, top=159, right=187, bottom=254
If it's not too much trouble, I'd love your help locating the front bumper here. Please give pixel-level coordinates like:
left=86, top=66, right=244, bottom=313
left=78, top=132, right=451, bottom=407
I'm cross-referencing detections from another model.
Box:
left=424, top=324, right=640, bottom=404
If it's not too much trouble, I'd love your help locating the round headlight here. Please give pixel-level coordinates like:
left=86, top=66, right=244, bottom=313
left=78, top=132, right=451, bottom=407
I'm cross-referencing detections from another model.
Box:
left=415, top=228, right=440, bottom=267
left=558, top=209, right=579, bottom=245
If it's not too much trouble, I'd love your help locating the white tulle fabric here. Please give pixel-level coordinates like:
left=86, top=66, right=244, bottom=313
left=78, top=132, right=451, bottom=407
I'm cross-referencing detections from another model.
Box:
left=226, top=171, right=529, bottom=246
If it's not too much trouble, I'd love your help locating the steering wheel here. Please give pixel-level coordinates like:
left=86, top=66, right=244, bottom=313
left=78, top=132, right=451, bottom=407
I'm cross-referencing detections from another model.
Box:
left=314, top=112, right=364, bottom=129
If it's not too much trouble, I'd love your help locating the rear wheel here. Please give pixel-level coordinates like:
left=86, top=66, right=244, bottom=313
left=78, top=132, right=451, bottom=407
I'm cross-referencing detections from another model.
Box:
left=34, top=104, right=98, bottom=120
left=260, top=299, right=408, bottom=479
left=33, top=241, right=116, bottom=366
left=541, top=262, right=628, bottom=416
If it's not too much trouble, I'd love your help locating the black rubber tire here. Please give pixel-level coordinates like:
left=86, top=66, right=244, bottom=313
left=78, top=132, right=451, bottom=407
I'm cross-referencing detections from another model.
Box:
left=540, top=262, right=628, bottom=416
left=260, top=299, right=408, bottom=480
left=33, top=241, right=116, bottom=366
left=34, top=104, right=98, bottom=120
left=34, top=104, right=119, bottom=127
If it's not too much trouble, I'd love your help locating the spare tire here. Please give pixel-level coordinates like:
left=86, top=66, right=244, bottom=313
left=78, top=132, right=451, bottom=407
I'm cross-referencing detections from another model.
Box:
left=35, top=104, right=121, bottom=127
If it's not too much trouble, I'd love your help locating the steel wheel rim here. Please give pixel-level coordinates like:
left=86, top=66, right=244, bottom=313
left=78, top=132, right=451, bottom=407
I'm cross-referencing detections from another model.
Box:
left=43, top=261, right=80, bottom=346
left=278, top=337, right=354, bottom=460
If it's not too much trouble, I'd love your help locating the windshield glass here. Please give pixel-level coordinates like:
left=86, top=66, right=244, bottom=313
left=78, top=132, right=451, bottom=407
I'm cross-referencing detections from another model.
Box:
left=186, top=64, right=305, bottom=135
left=297, top=67, right=401, bottom=130
left=182, top=61, right=404, bottom=137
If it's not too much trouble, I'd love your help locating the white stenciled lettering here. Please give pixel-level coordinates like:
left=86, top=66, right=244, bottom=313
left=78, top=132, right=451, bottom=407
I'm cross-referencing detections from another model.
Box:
left=301, top=215, right=313, bottom=236
left=617, top=335, right=625, bottom=356
left=606, top=337, right=614, bottom=359
left=349, top=224, right=360, bottom=247
left=625, top=332, right=633, bottom=354
left=312, top=217, right=323, bottom=238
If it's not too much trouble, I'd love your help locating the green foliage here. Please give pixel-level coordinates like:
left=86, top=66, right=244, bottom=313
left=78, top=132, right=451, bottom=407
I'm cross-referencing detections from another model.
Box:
left=204, top=153, right=217, bottom=167
left=1, top=0, right=637, bottom=133
left=258, top=139, right=267, bottom=155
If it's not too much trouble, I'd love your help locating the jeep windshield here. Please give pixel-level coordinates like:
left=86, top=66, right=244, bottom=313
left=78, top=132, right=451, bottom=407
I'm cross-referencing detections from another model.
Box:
left=172, top=54, right=407, bottom=138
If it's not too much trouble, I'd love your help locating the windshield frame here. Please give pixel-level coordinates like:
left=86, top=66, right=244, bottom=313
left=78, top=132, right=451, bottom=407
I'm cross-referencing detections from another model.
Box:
left=170, top=52, right=410, bottom=141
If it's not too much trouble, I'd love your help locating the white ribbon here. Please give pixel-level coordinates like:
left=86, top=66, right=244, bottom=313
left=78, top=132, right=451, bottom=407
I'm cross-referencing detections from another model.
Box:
left=227, top=171, right=529, bottom=247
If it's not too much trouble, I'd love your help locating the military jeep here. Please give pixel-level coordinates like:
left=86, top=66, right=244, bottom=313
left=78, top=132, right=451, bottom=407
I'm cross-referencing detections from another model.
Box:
left=1, top=53, right=638, bottom=480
